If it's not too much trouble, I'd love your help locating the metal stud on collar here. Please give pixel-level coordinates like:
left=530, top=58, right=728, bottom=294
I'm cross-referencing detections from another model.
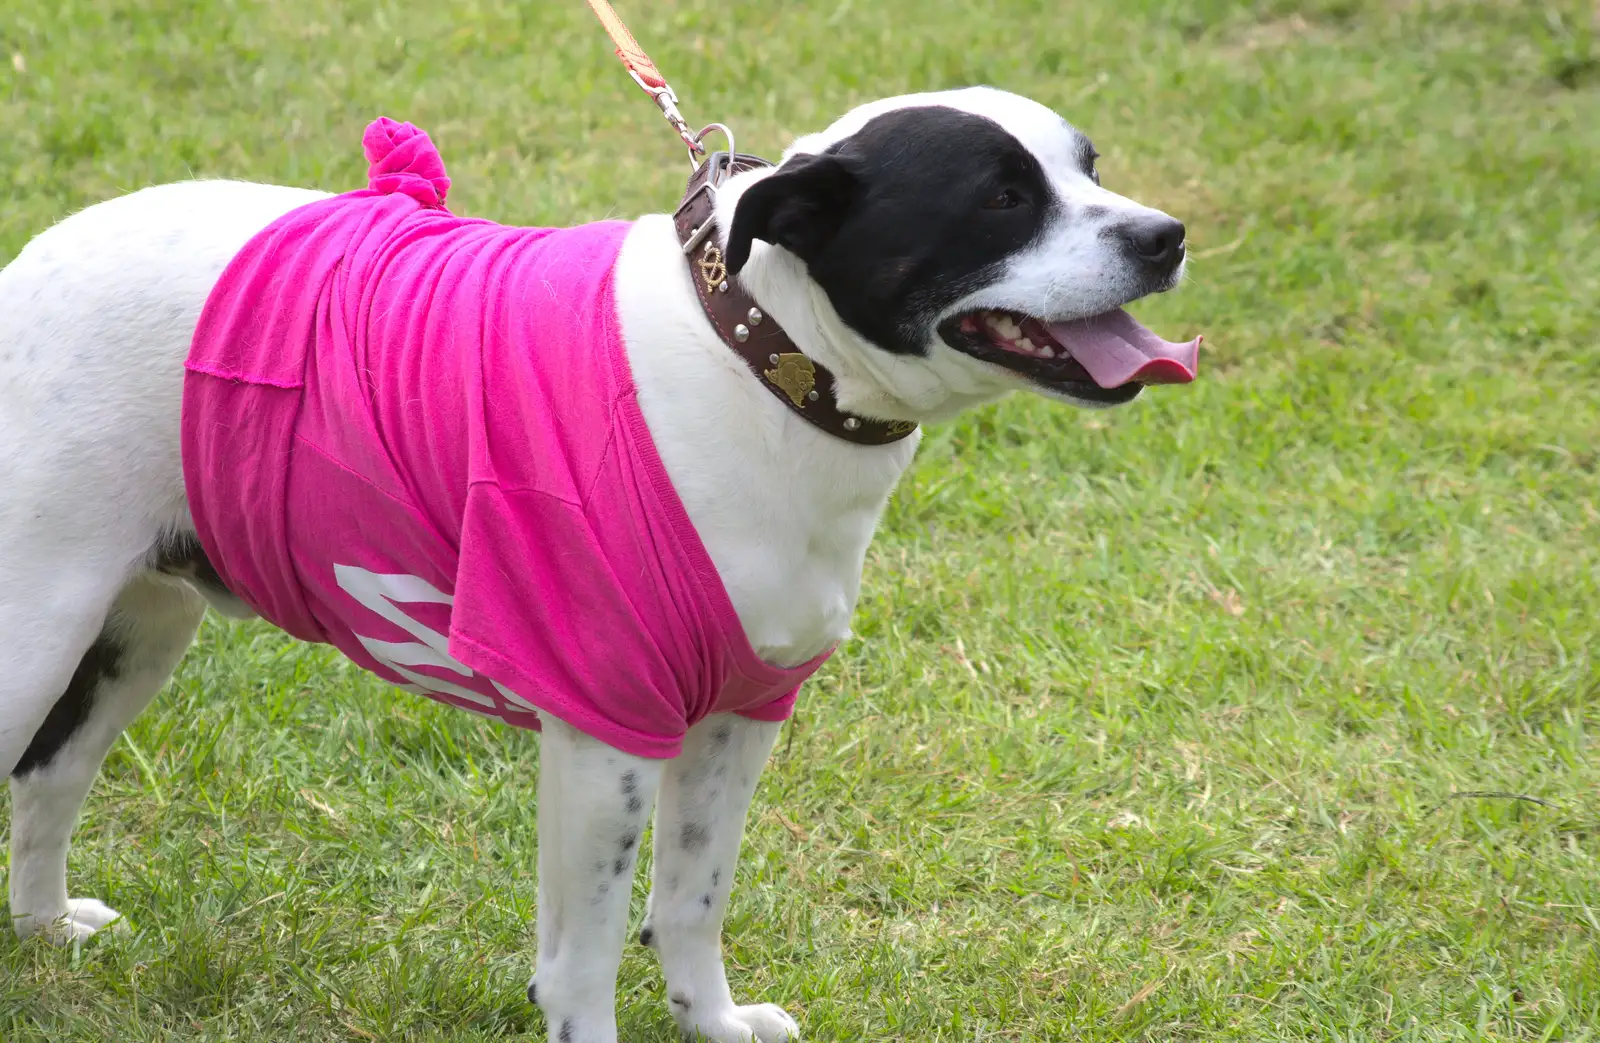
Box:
left=748, top=307, right=763, bottom=325
left=734, top=323, right=750, bottom=342
left=843, top=417, right=861, bottom=431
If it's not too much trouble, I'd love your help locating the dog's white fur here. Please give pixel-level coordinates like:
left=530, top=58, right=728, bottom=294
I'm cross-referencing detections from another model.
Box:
left=0, top=87, right=1184, bottom=1042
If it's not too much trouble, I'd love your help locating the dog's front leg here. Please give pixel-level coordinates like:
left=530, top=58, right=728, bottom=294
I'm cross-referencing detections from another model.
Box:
left=640, top=715, right=798, bottom=1043
left=529, top=717, right=663, bottom=1043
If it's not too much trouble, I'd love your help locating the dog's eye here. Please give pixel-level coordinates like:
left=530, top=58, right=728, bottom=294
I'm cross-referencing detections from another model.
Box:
left=983, top=189, right=1022, bottom=210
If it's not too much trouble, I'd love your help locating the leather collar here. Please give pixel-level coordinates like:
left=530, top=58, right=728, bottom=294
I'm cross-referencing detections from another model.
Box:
left=671, top=152, right=917, bottom=447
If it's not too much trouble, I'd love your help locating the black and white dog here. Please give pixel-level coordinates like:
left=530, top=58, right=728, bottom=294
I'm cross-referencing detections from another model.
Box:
left=0, top=88, right=1196, bottom=1042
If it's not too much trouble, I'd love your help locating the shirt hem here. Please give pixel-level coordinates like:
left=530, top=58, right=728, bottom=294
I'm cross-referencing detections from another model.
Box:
left=450, top=630, right=686, bottom=760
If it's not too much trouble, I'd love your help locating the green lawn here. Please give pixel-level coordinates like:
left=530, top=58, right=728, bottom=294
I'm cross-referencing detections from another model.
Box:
left=3, top=0, right=1598, bottom=1040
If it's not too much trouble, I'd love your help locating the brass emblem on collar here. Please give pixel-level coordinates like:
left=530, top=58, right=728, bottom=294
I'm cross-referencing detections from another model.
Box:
left=884, top=420, right=918, bottom=437
left=763, top=353, right=817, bottom=408
left=698, top=243, right=728, bottom=295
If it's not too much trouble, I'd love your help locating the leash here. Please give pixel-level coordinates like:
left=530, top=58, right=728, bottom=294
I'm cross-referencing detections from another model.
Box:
left=583, top=0, right=918, bottom=447
left=585, top=0, right=734, bottom=169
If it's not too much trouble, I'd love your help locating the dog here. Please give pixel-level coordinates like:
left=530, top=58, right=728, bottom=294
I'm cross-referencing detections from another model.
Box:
left=0, top=87, right=1198, bottom=1043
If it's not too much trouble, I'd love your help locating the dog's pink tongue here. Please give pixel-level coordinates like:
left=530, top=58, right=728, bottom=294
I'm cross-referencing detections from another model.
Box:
left=1045, top=309, right=1201, bottom=387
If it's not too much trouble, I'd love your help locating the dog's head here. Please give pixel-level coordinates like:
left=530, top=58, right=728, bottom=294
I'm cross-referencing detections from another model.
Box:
left=719, top=87, right=1201, bottom=421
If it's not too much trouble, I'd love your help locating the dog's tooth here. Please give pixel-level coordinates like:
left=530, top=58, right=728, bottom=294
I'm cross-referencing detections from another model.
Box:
left=1040, top=345, right=1056, bottom=358
left=1016, top=337, right=1036, bottom=354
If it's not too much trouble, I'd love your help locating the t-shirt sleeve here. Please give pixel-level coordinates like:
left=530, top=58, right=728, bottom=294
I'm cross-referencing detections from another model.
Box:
left=447, top=482, right=694, bottom=759
left=734, top=687, right=799, bottom=723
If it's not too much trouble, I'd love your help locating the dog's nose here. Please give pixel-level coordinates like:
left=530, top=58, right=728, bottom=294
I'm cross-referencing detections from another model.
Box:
left=1118, top=215, right=1186, bottom=271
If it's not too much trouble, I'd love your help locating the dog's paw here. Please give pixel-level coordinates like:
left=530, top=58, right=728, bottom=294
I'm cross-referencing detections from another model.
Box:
left=39, top=899, right=128, bottom=944
left=677, top=1002, right=799, bottom=1043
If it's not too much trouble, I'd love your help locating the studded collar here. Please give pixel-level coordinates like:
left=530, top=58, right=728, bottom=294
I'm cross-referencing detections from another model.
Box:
left=670, top=153, right=918, bottom=447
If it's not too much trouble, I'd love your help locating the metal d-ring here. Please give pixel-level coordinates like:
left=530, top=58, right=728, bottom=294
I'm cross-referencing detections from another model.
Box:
left=691, top=123, right=738, bottom=181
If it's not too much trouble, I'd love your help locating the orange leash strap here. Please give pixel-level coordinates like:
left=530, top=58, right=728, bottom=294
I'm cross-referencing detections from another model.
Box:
left=585, top=0, right=706, bottom=162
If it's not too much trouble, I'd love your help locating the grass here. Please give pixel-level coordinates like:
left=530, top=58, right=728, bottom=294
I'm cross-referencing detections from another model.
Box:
left=2, top=0, right=1599, bottom=1039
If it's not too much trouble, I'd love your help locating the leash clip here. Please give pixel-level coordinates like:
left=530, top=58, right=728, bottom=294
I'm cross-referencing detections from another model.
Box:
left=629, top=69, right=705, bottom=168
left=589, top=0, right=740, bottom=171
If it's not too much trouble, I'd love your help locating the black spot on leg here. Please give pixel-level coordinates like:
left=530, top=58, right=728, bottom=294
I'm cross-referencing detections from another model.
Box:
left=559, top=1019, right=574, bottom=1042
left=526, top=980, right=538, bottom=1006
left=13, top=630, right=123, bottom=778
left=639, top=926, right=655, bottom=946
left=712, top=870, right=721, bottom=887
left=680, top=822, right=710, bottom=852
left=612, top=828, right=639, bottom=876
left=671, top=993, right=692, bottom=1011
left=620, top=771, right=646, bottom=819
left=621, top=770, right=645, bottom=814
left=714, top=724, right=732, bottom=747
left=700, top=894, right=713, bottom=909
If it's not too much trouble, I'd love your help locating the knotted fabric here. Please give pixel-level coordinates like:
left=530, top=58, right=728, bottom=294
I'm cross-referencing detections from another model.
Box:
left=361, top=117, right=452, bottom=208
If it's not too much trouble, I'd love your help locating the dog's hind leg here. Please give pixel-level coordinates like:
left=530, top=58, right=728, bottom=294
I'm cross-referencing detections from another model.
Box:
left=7, top=571, right=203, bottom=943
left=526, top=717, right=664, bottom=1043
left=639, top=715, right=798, bottom=1043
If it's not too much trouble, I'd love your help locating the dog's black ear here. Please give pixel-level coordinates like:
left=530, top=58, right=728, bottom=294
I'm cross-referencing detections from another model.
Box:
left=725, top=152, right=859, bottom=275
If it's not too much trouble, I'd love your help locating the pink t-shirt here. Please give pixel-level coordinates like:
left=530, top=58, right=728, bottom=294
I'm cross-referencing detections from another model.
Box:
left=181, top=119, right=829, bottom=758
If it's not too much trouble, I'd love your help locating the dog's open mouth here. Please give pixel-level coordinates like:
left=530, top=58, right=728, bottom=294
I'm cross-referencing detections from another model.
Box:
left=940, top=308, right=1202, bottom=404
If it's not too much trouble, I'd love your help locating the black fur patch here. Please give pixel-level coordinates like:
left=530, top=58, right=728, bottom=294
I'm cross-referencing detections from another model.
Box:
left=638, top=925, right=655, bottom=947
left=680, top=822, right=710, bottom=852
left=12, top=630, right=124, bottom=778
left=728, top=106, right=1058, bottom=357
left=150, top=529, right=231, bottom=594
